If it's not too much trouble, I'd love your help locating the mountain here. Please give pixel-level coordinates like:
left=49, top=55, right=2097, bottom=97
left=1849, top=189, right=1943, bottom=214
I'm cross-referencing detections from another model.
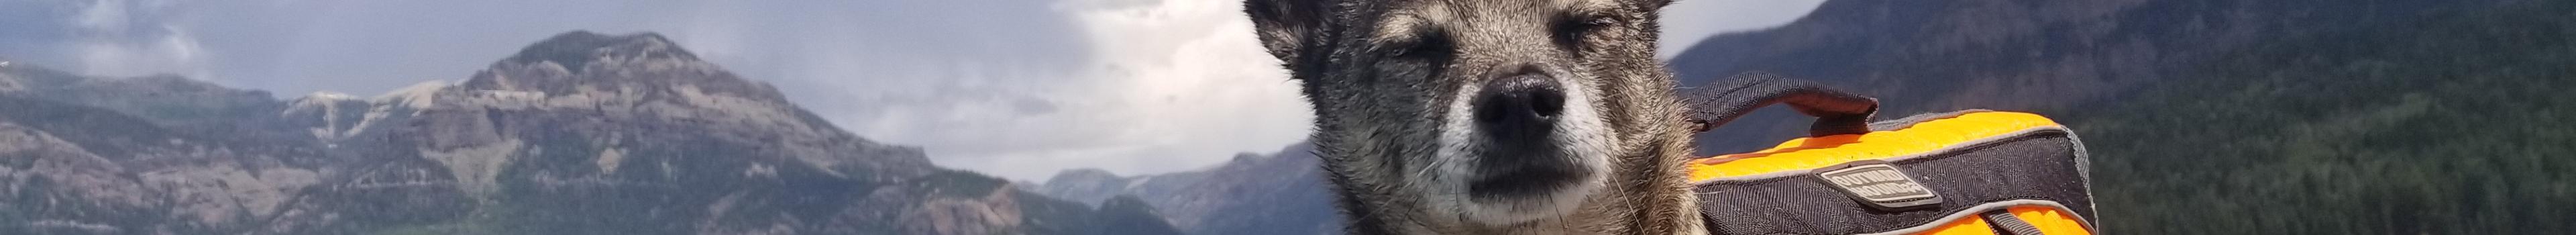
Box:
left=1089, top=196, right=1183, bottom=235
left=0, top=31, right=1175, bottom=234
left=1664, top=0, right=2491, bottom=154
left=1032, top=142, right=1340, bottom=235
left=2064, top=1, right=2576, bottom=233
left=1031, top=168, right=1205, bottom=208
left=1664, top=0, right=2569, bottom=233
left=2, top=54, right=333, bottom=234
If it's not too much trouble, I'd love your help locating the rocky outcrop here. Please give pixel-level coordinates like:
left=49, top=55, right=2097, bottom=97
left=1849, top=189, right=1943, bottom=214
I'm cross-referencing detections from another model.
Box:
left=0, top=95, right=321, bottom=234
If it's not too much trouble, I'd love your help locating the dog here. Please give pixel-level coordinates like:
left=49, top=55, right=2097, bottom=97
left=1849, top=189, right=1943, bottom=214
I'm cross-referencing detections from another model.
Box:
left=1244, top=0, right=1703, bottom=234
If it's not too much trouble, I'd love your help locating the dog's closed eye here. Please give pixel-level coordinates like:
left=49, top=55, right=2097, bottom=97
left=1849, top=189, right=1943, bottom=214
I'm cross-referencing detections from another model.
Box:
left=1551, top=11, right=1613, bottom=56
left=1372, top=17, right=1455, bottom=59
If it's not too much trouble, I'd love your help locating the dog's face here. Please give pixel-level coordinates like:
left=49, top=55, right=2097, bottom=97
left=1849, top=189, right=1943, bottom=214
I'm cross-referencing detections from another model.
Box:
left=1248, top=0, right=1676, bottom=232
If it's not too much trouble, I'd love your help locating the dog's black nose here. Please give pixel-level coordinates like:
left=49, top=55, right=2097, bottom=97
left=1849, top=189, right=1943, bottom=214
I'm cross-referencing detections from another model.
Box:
left=1468, top=64, right=1584, bottom=199
left=1473, top=64, right=1566, bottom=146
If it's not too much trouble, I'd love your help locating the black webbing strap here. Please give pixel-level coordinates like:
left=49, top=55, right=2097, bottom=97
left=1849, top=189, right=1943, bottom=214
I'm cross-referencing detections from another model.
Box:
left=1678, top=72, right=1879, bottom=136
left=1980, top=209, right=2047, bottom=235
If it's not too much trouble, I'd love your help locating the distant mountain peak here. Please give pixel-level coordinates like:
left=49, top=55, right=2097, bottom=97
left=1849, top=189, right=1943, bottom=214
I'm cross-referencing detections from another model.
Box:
left=503, top=31, right=696, bottom=74
left=299, top=91, right=358, bottom=101
left=459, top=30, right=782, bottom=103
left=1051, top=168, right=1121, bottom=180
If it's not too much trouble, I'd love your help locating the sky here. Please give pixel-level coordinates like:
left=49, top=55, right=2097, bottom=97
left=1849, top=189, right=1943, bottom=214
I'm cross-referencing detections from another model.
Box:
left=0, top=0, right=1823, bottom=181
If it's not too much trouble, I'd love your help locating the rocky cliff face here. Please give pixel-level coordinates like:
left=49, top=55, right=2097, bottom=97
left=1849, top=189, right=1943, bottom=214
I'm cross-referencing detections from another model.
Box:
left=0, top=31, right=1169, bottom=235
left=2, top=54, right=328, bottom=235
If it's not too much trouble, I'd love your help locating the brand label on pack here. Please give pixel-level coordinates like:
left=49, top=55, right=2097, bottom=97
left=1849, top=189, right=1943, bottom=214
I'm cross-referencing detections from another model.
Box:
left=1814, top=160, right=1941, bottom=210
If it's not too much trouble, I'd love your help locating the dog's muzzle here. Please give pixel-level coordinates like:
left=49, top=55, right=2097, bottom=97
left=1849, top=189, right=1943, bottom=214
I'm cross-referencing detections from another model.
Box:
left=1466, top=62, right=1587, bottom=200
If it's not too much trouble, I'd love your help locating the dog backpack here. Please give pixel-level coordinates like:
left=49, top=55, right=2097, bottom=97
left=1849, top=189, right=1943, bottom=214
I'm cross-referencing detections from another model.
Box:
left=1678, top=74, right=2096, bottom=235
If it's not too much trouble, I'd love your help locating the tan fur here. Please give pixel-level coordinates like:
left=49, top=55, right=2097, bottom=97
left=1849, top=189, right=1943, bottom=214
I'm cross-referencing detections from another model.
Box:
left=1246, top=0, right=1703, bottom=234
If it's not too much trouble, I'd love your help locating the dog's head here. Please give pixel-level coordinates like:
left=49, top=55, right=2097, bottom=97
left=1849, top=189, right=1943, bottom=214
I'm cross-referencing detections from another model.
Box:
left=1248, top=0, right=1682, bottom=232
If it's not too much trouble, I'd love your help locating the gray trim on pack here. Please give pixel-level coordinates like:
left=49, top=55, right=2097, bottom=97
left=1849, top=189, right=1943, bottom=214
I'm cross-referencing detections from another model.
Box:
left=1689, top=125, right=2075, bottom=185
left=2066, top=132, right=2096, bottom=213
left=1852, top=199, right=2095, bottom=235
left=1869, top=109, right=1994, bottom=131
left=1980, top=209, right=2047, bottom=235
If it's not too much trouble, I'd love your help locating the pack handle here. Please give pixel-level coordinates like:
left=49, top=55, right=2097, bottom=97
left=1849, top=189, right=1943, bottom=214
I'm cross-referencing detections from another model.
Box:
left=1680, top=73, right=1878, bottom=136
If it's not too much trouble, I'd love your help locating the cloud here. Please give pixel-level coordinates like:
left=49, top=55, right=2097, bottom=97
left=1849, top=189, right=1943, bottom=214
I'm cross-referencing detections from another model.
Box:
left=917, top=0, right=1835, bottom=180
left=0, top=0, right=1823, bottom=182
left=1657, top=0, right=1829, bottom=58
left=0, top=0, right=213, bottom=79
left=851, top=0, right=1314, bottom=181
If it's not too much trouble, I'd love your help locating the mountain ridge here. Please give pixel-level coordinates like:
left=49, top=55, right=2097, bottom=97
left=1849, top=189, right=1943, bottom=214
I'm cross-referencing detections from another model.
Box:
left=0, top=30, right=1173, bottom=234
left=1660, top=0, right=2561, bottom=233
left=1664, top=0, right=2483, bottom=153
left=1032, top=142, right=1339, bottom=235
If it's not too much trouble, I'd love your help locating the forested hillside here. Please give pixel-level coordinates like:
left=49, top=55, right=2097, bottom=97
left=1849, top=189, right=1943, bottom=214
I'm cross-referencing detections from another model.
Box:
left=1666, top=0, right=2482, bottom=155
left=2069, top=0, right=2575, bottom=233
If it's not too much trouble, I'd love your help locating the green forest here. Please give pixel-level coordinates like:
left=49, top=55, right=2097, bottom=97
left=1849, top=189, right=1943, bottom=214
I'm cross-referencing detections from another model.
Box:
left=2068, top=0, right=2576, bottom=233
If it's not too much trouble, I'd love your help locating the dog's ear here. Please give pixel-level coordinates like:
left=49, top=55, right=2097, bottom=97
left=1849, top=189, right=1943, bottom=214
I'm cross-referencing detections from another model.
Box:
left=1612, top=0, right=1672, bottom=13
left=1245, top=0, right=1330, bottom=64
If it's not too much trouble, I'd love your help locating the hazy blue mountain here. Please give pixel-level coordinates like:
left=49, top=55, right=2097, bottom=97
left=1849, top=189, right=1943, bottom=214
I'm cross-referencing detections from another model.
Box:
left=1091, top=195, right=1183, bottom=235
left=1034, top=142, right=1340, bottom=235
left=0, top=31, right=1174, bottom=235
